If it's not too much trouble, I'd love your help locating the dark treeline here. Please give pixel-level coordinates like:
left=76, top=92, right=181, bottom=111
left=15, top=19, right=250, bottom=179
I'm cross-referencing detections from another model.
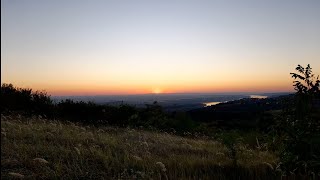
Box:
left=0, top=83, right=196, bottom=132
left=0, top=83, right=284, bottom=133
left=188, top=96, right=289, bottom=131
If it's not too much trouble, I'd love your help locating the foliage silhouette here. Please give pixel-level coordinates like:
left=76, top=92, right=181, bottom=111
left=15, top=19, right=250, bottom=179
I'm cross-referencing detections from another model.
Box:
left=276, top=64, right=320, bottom=173
left=1, top=83, right=54, bottom=116
left=1, top=84, right=196, bottom=132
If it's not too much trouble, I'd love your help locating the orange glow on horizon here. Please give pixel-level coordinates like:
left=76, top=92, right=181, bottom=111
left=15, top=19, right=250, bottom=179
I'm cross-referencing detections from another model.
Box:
left=25, top=82, right=294, bottom=96
left=152, top=88, right=163, bottom=94
left=2, top=73, right=297, bottom=96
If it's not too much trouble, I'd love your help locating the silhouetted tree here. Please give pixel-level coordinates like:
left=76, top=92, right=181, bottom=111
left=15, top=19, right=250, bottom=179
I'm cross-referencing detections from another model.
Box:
left=1, top=83, right=53, bottom=116
left=277, top=64, right=320, bottom=173
left=290, top=64, right=320, bottom=95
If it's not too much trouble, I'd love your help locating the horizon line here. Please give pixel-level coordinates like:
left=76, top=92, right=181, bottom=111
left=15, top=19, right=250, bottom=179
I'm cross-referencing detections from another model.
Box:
left=52, top=91, right=294, bottom=97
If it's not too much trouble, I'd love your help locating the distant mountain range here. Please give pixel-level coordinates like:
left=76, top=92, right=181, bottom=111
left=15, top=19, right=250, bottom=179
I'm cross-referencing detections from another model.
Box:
left=53, top=92, right=292, bottom=111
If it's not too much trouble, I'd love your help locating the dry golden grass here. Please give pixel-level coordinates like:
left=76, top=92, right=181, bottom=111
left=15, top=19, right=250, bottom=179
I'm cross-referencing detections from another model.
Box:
left=1, top=114, right=279, bottom=179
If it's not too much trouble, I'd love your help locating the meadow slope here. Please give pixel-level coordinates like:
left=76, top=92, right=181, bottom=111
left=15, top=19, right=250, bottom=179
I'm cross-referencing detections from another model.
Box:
left=1, top=114, right=278, bottom=179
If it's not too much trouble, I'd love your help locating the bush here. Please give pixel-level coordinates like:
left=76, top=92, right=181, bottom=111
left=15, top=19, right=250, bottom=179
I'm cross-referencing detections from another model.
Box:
left=1, top=85, right=197, bottom=132
left=1, top=83, right=54, bottom=116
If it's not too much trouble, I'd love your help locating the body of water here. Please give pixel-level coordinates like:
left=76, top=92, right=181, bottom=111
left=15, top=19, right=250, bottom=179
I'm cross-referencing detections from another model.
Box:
left=203, top=102, right=221, bottom=107
left=250, top=95, right=268, bottom=99
left=204, top=94, right=270, bottom=107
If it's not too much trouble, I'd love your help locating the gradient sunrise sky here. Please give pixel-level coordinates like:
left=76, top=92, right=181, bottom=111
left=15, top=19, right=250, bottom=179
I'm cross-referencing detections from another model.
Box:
left=1, top=0, right=320, bottom=95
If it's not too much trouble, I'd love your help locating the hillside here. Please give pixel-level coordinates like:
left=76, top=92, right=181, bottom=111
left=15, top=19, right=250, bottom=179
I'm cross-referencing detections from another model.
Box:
left=1, top=114, right=278, bottom=179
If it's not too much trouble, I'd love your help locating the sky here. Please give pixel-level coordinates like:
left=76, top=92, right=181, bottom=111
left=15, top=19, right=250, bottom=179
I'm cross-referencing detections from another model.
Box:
left=1, top=0, right=320, bottom=95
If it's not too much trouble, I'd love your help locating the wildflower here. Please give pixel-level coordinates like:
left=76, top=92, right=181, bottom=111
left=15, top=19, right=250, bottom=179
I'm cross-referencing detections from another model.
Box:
left=8, top=172, right=24, bottom=178
left=156, top=162, right=167, bottom=172
left=33, top=158, right=49, bottom=164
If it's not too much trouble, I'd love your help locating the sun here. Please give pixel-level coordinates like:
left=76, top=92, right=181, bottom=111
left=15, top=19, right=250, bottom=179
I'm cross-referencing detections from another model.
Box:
left=152, top=88, right=162, bottom=94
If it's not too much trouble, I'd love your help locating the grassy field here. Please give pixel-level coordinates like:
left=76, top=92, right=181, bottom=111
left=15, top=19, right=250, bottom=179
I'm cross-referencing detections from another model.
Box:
left=1, top=114, right=279, bottom=179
